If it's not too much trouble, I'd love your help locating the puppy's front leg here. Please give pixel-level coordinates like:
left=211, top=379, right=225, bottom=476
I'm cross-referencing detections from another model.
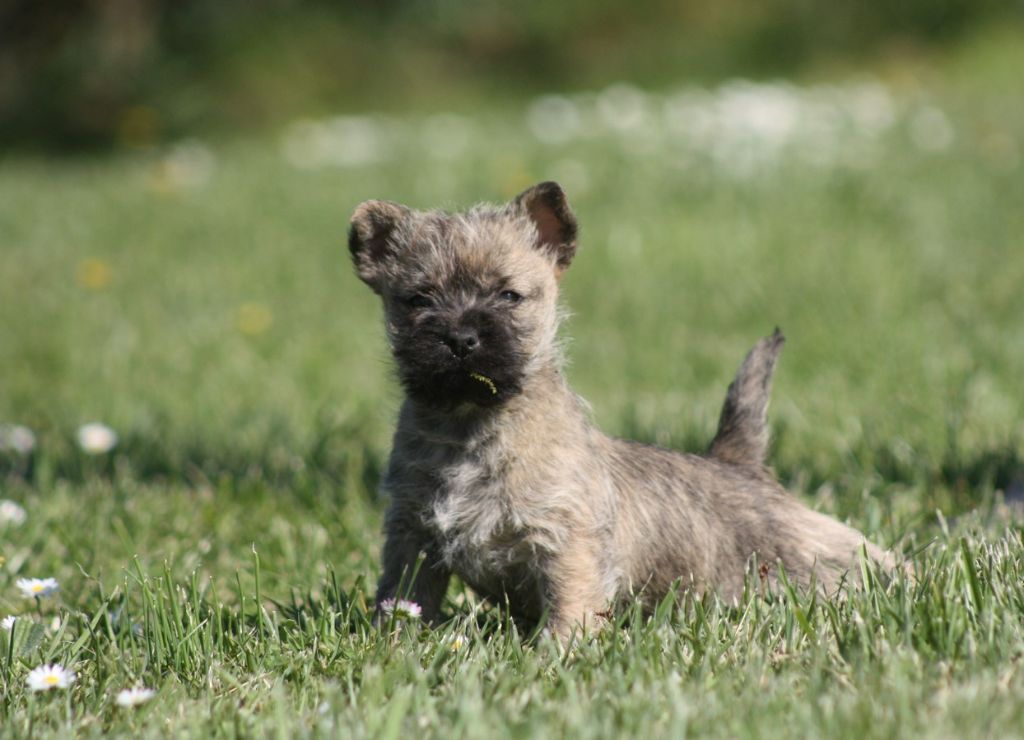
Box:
left=375, top=528, right=451, bottom=624
left=542, top=543, right=609, bottom=642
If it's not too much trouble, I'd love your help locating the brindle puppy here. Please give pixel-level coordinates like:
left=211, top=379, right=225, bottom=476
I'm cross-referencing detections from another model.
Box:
left=349, top=182, right=893, bottom=639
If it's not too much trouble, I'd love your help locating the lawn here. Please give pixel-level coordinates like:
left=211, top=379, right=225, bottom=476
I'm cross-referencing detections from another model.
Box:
left=1, top=30, right=1023, bottom=737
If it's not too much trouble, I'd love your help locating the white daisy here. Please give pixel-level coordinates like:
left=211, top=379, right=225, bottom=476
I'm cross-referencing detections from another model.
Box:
left=16, top=577, right=59, bottom=599
left=0, top=499, right=27, bottom=526
left=378, top=598, right=422, bottom=620
left=26, top=664, right=75, bottom=691
left=1, top=615, right=15, bottom=630
left=116, top=686, right=156, bottom=708
left=76, top=422, right=118, bottom=454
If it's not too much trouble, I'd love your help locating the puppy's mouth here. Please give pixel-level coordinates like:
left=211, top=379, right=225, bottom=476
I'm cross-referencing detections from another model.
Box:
left=396, top=357, right=523, bottom=409
left=391, top=318, right=526, bottom=409
left=468, top=372, right=498, bottom=396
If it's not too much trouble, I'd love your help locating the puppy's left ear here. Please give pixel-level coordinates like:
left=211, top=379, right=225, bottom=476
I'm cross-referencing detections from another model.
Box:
left=348, top=200, right=411, bottom=293
left=512, top=181, right=578, bottom=275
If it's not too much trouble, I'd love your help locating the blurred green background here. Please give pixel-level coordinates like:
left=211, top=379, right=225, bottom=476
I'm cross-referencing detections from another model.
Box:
left=2, top=0, right=1022, bottom=490
left=1, top=0, right=1021, bottom=148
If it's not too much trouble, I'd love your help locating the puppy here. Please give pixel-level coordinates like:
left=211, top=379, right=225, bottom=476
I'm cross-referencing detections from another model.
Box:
left=349, top=181, right=893, bottom=639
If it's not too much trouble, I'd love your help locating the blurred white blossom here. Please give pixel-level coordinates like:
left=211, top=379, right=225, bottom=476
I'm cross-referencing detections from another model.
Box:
left=116, top=686, right=156, bottom=708
left=162, top=140, right=216, bottom=189
left=149, top=139, right=216, bottom=191
left=596, top=83, right=651, bottom=133
left=77, top=422, right=118, bottom=454
left=0, top=500, right=27, bottom=527
left=526, top=95, right=584, bottom=144
left=849, top=82, right=896, bottom=132
left=421, top=113, right=474, bottom=160
left=282, top=116, right=384, bottom=169
left=279, top=77, right=946, bottom=181
left=0, top=425, right=36, bottom=455
left=909, top=106, right=955, bottom=152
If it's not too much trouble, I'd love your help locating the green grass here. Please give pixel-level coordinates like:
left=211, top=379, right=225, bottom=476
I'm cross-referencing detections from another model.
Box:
left=2, top=32, right=1023, bottom=737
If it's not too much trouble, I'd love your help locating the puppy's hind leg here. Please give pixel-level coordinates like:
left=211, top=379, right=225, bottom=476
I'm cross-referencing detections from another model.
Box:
left=708, top=328, right=785, bottom=470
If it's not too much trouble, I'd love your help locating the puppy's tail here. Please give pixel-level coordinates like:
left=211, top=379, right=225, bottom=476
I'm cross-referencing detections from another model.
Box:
left=708, top=328, right=785, bottom=470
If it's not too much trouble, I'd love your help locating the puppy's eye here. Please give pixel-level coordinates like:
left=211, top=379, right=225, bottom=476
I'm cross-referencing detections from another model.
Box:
left=405, top=294, right=432, bottom=309
left=499, top=290, right=523, bottom=305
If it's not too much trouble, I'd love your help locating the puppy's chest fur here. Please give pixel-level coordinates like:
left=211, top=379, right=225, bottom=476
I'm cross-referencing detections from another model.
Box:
left=394, top=425, right=576, bottom=613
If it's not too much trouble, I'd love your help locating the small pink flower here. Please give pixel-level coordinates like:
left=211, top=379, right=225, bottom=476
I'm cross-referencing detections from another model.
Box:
left=378, top=598, right=422, bottom=620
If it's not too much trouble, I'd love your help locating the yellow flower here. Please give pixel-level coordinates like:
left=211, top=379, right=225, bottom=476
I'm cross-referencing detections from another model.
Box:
left=236, top=303, right=273, bottom=336
left=77, top=259, right=112, bottom=291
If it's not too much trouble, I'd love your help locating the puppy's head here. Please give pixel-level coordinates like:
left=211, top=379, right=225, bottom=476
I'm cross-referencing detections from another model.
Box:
left=348, top=181, right=578, bottom=409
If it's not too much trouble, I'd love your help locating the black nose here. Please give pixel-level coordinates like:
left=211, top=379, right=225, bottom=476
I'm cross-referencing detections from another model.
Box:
left=446, top=328, right=480, bottom=358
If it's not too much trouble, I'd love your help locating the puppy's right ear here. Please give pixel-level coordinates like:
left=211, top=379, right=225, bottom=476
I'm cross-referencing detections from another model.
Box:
left=511, top=181, right=578, bottom=277
left=348, top=200, right=411, bottom=292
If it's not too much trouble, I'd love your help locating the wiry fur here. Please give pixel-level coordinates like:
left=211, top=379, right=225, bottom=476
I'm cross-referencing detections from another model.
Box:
left=349, top=182, right=895, bottom=639
left=709, top=328, right=785, bottom=470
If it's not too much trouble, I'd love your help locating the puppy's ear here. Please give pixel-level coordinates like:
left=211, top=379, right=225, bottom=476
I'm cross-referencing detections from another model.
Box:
left=512, top=181, right=578, bottom=275
left=348, top=200, right=411, bottom=292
